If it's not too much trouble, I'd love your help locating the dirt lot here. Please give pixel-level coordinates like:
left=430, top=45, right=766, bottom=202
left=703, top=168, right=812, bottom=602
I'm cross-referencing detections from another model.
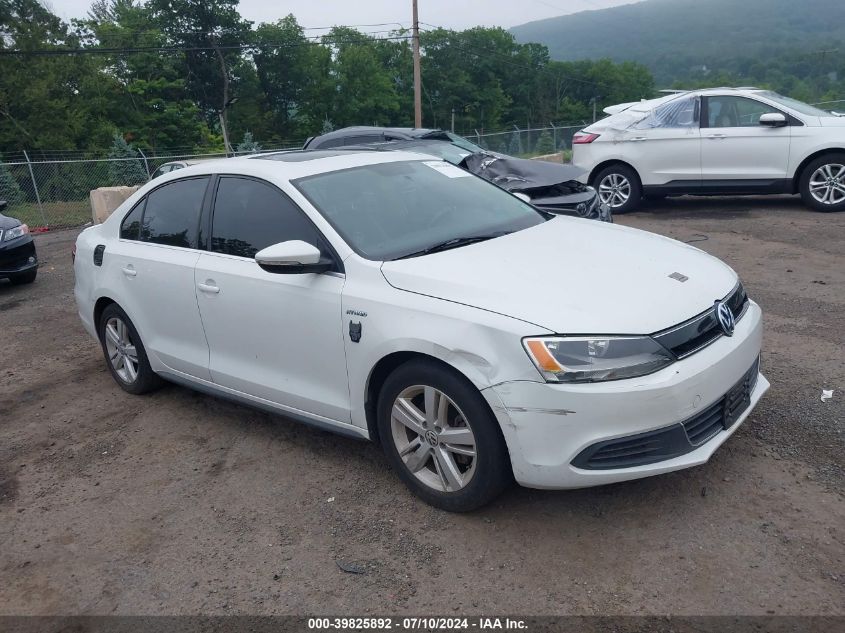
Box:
left=1, top=195, right=843, bottom=616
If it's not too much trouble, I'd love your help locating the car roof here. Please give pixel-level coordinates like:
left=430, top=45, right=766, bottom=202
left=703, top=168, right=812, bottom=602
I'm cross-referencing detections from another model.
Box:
left=322, top=126, right=440, bottom=137
left=307, top=126, right=443, bottom=146
left=606, top=87, right=770, bottom=114
left=146, top=150, right=434, bottom=184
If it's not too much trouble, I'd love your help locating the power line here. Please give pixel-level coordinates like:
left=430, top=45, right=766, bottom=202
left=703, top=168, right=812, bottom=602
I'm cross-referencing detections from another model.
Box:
left=0, top=34, right=413, bottom=57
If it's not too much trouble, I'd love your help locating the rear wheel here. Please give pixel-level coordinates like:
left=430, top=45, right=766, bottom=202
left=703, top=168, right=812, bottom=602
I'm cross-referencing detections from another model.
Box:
left=593, top=164, right=642, bottom=213
left=99, top=304, right=162, bottom=395
left=377, top=359, right=511, bottom=512
left=9, top=269, right=37, bottom=285
left=800, top=153, right=845, bottom=212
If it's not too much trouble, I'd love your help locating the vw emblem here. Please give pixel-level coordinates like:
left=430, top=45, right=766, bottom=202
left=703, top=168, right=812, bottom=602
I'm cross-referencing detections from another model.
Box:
left=424, top=430, right=439, bottom=447
left=715, top=301, right=735, bottom=336
left=576, top=202, right=588, bottom=216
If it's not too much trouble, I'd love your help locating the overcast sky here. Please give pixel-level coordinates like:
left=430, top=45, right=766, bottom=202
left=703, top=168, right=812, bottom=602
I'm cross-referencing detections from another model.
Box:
left=50, top=0, right=639, bottom=31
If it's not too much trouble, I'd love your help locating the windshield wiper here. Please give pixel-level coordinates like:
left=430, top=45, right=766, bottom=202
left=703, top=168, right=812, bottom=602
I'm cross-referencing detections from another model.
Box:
left=394, top=232, right=511, bottom=260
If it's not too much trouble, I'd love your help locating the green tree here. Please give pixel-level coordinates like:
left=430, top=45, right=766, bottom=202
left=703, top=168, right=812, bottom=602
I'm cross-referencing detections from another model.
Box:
left=252, top=15, right=319, bottom=138
left=147, top=0, right=252, bottom=133
left=80, top=0, right=211, bottom=152
left=0, top=0, right=112, bottom=151
left=0, top=154, right=23, bottom=205
left=508, top=132, right=523, bottom=155
left=534, top=130, right=555, bottom=155
left=327, top=27, right=401, bottom=127
left=236, top=131, right=261, bottom=153
left=107, top=134, right=148, bottom=186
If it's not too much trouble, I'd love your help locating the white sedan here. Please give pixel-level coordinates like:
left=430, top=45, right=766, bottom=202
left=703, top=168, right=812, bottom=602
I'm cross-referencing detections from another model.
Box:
left=572, top=88, right=845, bottom=213
left=74, top=150, right=769, bottom=511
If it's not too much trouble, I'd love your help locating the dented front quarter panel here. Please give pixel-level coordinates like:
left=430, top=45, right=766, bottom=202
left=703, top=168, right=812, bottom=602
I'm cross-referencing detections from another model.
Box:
left=340, top=257, right=550, bottom=431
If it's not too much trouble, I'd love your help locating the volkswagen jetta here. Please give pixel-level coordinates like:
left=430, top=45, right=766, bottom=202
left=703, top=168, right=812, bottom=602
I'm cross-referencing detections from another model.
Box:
left=74, top=150, right=769, bottom=511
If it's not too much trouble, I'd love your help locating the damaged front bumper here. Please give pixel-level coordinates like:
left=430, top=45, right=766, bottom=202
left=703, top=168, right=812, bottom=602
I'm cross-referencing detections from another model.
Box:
left=481, top=301, right=768, bottom=489
left=531, top=187, right=612, bottom=222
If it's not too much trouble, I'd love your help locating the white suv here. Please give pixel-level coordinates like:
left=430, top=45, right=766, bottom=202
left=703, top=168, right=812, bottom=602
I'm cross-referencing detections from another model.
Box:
left=74, top=150, right=768, bottom=511
left=572, top=88, right=845, bottom=213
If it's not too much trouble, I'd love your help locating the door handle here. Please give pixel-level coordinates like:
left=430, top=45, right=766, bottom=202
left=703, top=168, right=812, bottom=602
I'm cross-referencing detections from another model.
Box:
left=707, top=133, right=727, bottom=139
left=121, top=265, right=137, bottom=277
left=198, top=281, right=220, bottom=294
left=630, top=136, right=647, bottom=141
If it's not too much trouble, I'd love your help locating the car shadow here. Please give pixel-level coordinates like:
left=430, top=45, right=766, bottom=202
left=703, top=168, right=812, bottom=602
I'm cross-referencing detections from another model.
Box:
left=633, top=194, right=808, bottom=219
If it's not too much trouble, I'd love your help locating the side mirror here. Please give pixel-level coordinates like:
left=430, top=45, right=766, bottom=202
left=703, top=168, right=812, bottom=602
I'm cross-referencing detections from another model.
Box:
left=513, top=192, right=532, bottom=204
left=254, top=240, right=332, bottom=274
left=759, top=112, right=787, bottom=127
left=0, top=200, right=7, bottom=212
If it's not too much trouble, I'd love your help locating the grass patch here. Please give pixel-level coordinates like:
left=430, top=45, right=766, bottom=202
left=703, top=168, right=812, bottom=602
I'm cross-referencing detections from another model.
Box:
left=4, top=200, right=90, bottom=229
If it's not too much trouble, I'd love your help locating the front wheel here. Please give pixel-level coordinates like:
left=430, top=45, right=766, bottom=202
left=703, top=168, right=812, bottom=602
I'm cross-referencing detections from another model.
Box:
left=377, top=359, right=511, bottom=512
left=800, top=153, right=845, bottom=212
left=593, top=164, right=642, bottom=213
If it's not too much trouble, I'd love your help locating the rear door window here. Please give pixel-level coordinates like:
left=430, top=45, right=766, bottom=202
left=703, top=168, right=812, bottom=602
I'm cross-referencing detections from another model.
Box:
left=140, top=177, right=209, bottom=248
left=633, top=96, right=699, bottom=129
left=210, top=176, right=331, bottom=259
left=120, top=200, right=145, bottom=240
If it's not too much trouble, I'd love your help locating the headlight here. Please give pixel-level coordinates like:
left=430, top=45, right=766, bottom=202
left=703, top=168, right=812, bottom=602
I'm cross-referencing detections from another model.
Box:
left=4, top=224, right=29, bottom=241
left=523, top=336, right=674, bottom=383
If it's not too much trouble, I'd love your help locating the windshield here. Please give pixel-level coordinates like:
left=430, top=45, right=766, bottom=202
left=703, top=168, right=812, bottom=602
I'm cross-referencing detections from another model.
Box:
left=393, top=140, right=475, bottom=165
left=293, top=160, right=545, bottom=261
left=443, top=132, right=485, bottom=153
left=757, top=91, right=832, bottom=117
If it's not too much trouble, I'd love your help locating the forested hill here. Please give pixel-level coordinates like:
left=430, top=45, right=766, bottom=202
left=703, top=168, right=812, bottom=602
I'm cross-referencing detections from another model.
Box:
left=511, top=0, right=845, bottom=86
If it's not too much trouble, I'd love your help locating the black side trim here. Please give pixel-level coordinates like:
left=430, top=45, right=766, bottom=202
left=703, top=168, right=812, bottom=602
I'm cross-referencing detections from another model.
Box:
left=93, top=244, right=105, bottom=266
left=643, top=179, right=792, bottom=196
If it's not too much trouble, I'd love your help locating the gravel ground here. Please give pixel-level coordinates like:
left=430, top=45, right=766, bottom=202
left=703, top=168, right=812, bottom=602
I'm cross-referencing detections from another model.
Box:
left=0, top=195, right=842, bottom=616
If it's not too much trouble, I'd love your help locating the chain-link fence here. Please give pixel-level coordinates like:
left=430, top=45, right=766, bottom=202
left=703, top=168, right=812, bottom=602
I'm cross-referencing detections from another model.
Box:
left=472, top=124, right=584, bottom=158
left=0, top=145, right=303, bottom=231
left=1, top=97, right=842, bottom=231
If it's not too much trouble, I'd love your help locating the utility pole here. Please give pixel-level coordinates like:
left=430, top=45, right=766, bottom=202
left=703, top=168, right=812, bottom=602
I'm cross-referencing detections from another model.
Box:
left=412, top=0, right=422, bottom=128
left=451, top=107, right=455, bottom=133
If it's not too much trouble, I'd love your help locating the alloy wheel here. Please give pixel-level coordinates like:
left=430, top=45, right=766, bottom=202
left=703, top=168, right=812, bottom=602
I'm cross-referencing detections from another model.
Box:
left=598, top=173, right=632, bottom=208
left=390, top=385, right=477, bottom=493
left=104, top=317, right=139, bottom=384
left=809, top=163, right=845, bottom=206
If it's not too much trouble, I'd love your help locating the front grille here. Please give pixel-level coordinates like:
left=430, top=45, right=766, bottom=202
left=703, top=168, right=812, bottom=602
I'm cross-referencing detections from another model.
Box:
left=653, top=282, right=749, bottom=359
left=572, top=357, right=761, bottom=470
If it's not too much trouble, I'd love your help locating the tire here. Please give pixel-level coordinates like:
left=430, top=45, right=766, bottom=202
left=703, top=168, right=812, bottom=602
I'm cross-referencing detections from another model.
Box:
left=98, top=303, right=162, bottom=395
left=592, top=164, right=642, bottom=213
left=799, top=153, right=845, bottom=212
left=9, top=269, right=37, bottom=285
left=376, top=358, right=512, bottom=512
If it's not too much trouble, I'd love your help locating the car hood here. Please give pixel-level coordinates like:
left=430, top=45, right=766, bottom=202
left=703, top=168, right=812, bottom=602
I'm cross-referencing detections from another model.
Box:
left=380, top=217, right=738, bottom=334
left=0, top=212, right=21, bottom=230
left=459, top=153, right=586, bottom=193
